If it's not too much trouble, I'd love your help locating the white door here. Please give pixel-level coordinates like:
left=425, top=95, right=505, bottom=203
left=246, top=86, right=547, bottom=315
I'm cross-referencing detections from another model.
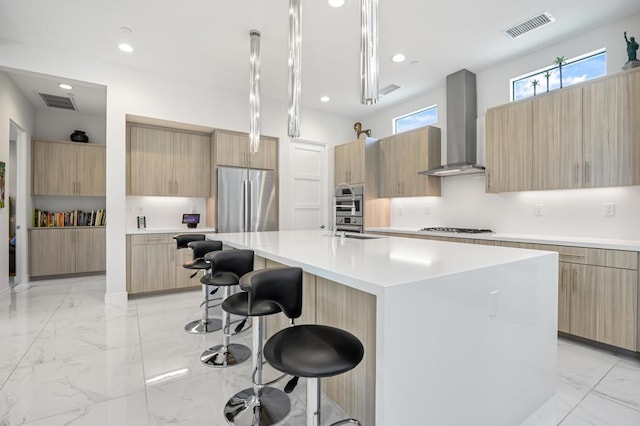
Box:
left=290, top=141, right=328, bottom=230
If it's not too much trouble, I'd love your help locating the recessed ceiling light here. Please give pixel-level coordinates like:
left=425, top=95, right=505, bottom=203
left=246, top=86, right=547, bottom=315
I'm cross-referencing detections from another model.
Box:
left=328, top=0, right=345, bottom=7
left=320, top=96, right=330, bottom=102
left=392, top=53, right=406, bottom=63
left=58, top=83, right=73, bottom=90
left=118, top=43, right=134, bottom=53
left=118, top=26, right=134, bottom=53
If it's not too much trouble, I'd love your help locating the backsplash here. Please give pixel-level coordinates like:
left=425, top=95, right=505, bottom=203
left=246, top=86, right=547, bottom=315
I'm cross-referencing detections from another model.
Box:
left=126, top=196, right=207, bottom=230
left=390, top=174, right=640, bottom=240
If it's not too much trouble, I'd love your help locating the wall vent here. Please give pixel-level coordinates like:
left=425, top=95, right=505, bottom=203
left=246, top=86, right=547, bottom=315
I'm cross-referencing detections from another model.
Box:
left=380, top=84, right=401, bottom=96
left=38, top=93, right=77, bottom=110
left=505, top=12, right=555, bottom=39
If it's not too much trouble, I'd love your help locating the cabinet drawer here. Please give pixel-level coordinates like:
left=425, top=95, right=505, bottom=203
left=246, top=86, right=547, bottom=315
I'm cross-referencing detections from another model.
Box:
left=586, top=249, right=638, bottom=270
left=130, top=233, right=173, bottom=245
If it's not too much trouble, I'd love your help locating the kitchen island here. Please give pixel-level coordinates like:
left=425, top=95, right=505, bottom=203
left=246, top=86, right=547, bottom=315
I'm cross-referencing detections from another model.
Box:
left=210, top=230, right=558, bottom=426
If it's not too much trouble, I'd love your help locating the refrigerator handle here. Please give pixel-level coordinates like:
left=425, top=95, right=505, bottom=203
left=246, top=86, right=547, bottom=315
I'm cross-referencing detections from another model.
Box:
left=246, top=179, right=252, bottom=231
left=243, top=179, right=249, bottom=232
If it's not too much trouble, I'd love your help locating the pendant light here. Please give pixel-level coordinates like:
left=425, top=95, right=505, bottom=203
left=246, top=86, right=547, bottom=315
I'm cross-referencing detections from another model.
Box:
left=288, top=0, right=302, bottom=138
left=249, top=30, right=261, bottom=153
left=360, top=0, right=379, bottom=105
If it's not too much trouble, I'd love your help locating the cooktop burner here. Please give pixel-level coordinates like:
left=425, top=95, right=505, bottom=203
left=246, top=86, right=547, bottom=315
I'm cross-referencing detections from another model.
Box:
left=420, top=227, right=494, bottom=234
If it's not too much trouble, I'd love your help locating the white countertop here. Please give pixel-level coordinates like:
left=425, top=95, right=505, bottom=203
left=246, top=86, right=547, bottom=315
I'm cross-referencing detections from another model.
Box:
left=209, top=230, right=553, bottom=295
left=127, top=227, right=216, bottom=235
left=366, top=227, right=640, bottom=251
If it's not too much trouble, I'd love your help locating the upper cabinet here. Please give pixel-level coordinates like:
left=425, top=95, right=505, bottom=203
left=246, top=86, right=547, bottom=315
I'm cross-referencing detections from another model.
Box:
left=335, top=139, right=365, bottom=185
left=485, top=101, right=533, bottom=193
left=214, top=129, right=278, bottom=170
left=127, top=124, right=211, bottom=197
left=32, top=140, right=106, bottom=196
left=485, top=68, right=640, bottom=193
left=378, top=126, right=441, bottom=198
left=532, top=86, right=583, bottom=190
left=583, top=71, right=640, bottom=188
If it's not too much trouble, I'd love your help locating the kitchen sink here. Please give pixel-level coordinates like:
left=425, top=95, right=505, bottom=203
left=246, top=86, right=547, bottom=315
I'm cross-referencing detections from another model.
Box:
left=343, top=234, right=381, bottom=240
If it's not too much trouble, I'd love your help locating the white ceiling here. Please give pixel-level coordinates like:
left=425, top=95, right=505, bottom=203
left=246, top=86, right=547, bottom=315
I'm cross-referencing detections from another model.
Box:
left=1, top=0, right=639, bottom=119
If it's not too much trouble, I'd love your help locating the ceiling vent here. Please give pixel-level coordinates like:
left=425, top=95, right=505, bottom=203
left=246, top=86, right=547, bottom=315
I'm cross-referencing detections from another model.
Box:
left=380, top=84, right=401, bottom=96
left=38, top=93, right=77, bottom=111
left=505, top=12, right=555, bottom=39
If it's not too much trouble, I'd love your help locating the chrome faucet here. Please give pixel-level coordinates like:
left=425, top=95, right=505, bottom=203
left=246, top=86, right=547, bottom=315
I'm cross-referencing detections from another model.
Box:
left=333, top=182, right=355, bottom=237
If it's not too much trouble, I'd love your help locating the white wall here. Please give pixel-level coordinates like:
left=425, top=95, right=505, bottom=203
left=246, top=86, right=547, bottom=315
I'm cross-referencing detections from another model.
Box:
left=125, top=196, right=207, bottom=230
left=34, top=108, right=106, bottom=144
left=0, top=71, right=36, bottom=288
left=363, top=12, right=640, bottom=241
left=0, top=43, right=354, bottom=300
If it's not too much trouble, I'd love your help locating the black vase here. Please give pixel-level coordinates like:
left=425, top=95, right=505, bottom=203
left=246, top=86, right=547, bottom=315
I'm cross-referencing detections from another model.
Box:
left=70, top=130, right=89, bottom=143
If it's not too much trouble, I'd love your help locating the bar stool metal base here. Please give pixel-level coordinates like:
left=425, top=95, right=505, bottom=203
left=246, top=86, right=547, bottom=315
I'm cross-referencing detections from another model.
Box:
left=224, top=387, right=290, bottom=426
left=200, top=343, right=251, bottom=367
left=184, top=318, right=222, bottom=334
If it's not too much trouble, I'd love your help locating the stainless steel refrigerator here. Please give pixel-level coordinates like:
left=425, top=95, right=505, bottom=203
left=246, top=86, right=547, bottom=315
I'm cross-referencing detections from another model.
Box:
left=217, top=166, right=277, bottom=233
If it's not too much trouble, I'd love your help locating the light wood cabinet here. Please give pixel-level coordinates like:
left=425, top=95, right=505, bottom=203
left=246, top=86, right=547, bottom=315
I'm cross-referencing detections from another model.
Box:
left=597, top=267, right=637, bottom=351
left=29, top=227, right=106, bottom=277
left=532, top=86, right=583, bottom=190
left=335, top=140, right=365, bottom=185
left=486, top=67, right=640, bottom=193
left=214, top=129, right=277, bottom=170
left=378, top=126, right=441, bottom=198
left=32, top=140, right=106, bottom=196
left=568, top=264, right=598, bottom=340
left=317, top=277, right=376, bottom=426
left=485, top=100, right=532, bottom=193
left=127, top=233, right=176, bottom=294
left=128, top=124, right=211, bottom=197
left=583, top=71, right=640, bottom=188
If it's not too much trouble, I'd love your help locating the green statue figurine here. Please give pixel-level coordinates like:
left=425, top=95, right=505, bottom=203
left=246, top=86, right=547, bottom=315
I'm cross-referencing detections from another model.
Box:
left=624, top=31, right=638, bottom=62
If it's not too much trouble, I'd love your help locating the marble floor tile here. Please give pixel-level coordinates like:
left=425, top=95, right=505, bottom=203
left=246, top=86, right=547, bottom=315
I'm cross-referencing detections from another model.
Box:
left=556, top=339, right=619, bottom=391
left=21, top=391, right=148, bottom=426
left=0, top=332, right=39, bottom=387
left=593, top=363, right=640, bottom=411
left=0, top=345, right=145, bottom=424
left=20, top=316, right=141, bottom=367
left=561, top=393, right=640, bottom=426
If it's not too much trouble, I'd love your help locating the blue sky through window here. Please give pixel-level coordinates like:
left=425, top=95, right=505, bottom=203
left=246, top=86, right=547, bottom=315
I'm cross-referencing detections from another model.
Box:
left=394, top=105, right=438, bottom=133
left=512, top=50, right=606, bottom=101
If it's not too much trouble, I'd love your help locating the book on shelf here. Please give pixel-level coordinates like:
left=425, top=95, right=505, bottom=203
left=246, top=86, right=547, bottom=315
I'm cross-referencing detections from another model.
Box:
left=32, top=208, right=106, bottom=228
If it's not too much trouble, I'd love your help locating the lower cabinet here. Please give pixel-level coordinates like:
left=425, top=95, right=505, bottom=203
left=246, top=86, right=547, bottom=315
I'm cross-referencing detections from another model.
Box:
left=127, top=233, right=203, bottom=295
left=29, top=227, right=106, bottom=277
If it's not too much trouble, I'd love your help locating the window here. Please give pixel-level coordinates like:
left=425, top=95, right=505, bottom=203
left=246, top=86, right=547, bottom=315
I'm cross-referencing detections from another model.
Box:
left=393, top=105, right=438, bottom=134
left=511, top=49, right=606, bottom=101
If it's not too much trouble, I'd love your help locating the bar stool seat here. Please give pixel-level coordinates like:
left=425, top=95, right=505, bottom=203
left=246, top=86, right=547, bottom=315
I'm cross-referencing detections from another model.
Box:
left=222, top=292, right=282, bottom=317
left=263, top=325, right=364, bottom=378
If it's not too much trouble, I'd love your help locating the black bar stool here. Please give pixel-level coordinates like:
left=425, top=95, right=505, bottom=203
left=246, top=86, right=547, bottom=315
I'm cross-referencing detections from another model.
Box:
left=244, top=267, right=364, bottom=426
left=181, top=239, right=224, bottom=334
left=199, top=249, right=254, bottom=368
left=220, top=269, right=295, bottom=425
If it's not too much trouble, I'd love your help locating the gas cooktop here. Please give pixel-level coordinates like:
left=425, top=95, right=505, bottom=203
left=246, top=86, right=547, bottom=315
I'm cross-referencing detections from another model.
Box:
left=420, top=227, right=494, bottom=234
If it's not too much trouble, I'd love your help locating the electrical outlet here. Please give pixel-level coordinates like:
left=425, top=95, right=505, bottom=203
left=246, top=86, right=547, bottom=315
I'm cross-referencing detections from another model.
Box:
left=534, top=204, right=543, bottom=217
left=399, top=207, right=404, bottom=216
left=488, top=290, right=499, bottom=318
left=190, top=205, right=196, bottom=213
left=604, top=203, right=615, bottom=217
left=424, top=205, right=430, bottom=215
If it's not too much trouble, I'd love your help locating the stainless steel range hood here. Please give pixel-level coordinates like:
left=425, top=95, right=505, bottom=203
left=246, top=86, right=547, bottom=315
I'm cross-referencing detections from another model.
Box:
left=420, top=69, right=485, bottom=176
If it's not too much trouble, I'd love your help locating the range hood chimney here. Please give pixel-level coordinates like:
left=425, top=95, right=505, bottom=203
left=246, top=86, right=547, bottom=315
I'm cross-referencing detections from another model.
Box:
left=420, top=69, right=485, bottom=176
